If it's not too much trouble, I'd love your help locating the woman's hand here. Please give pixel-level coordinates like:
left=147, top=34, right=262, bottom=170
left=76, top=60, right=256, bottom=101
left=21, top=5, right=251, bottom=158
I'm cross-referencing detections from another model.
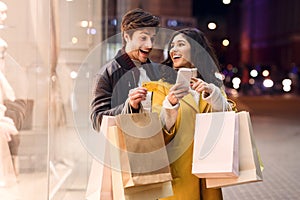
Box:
left=167, top=83, right=189, bottom=106
left=128, top=87, right=147, bottom=109
left=191, top=77, right=213, bottom=97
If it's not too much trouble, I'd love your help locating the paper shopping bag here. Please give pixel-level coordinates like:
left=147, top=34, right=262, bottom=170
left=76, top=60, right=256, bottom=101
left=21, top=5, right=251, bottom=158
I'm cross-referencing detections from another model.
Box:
left=192, top=111, right=239, bottom=178
left=86, top=159, right=112, bottom=200
left=85, top=115, right=115, bottom=200
left=114, top=112, right=172, bottom=188
left=206, top=111, right=263, bottom=188
left=108, top=126, right=173, bottom=200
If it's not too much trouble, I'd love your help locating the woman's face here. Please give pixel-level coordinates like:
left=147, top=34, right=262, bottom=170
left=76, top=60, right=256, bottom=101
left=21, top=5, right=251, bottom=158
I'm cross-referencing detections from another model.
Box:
left=124, top=28, right=156, bottom=63
left=169, top=34, right=193, bottom=69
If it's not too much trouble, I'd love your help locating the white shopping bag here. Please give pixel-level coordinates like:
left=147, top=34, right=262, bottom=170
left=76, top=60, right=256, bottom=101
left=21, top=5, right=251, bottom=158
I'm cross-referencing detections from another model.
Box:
left=206, top=111, right=263, bottom=188
left=192, top=111, right=239, bottom=178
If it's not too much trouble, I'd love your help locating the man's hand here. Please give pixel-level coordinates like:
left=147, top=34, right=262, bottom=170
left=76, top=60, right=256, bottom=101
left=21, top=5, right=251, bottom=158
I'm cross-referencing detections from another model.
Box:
left=128, top=87, right=148, bottom=109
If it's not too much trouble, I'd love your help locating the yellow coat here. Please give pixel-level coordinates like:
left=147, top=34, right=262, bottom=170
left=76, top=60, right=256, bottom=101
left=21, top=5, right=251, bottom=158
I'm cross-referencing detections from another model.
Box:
left=146, top=80, right=223, bottom=200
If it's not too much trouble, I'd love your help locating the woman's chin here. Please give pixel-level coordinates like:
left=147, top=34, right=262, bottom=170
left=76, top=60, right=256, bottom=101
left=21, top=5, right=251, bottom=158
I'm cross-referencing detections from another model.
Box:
left=174, top=66, right=187, bottom=70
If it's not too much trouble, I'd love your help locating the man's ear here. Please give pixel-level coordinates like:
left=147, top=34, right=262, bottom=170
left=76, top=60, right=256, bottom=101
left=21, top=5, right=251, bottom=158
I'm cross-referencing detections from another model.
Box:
left=124, top=32, right=130, bottom=43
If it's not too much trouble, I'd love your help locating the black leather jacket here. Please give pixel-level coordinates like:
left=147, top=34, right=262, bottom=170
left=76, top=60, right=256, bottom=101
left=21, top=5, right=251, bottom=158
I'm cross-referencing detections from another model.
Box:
left=90, top=49, right=161, bottom=131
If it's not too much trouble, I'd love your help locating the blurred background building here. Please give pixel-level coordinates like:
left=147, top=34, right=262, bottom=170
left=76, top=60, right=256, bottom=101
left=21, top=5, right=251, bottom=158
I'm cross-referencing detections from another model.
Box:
left=56, top=0, right=300, bottom=96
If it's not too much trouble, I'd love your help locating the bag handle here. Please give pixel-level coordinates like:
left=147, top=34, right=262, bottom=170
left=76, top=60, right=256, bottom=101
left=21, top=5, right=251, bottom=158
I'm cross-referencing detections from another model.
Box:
left=118, top=98, right=163, bottom=138
left=122, top=95, right=146, bottom=115
left=116, top=112, right=162, bottom=139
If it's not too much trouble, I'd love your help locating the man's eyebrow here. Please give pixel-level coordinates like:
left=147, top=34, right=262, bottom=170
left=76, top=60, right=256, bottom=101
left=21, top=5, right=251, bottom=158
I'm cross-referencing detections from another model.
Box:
left=140, top=31, right=150, bottom=35
left=139, top=31, right=156, bottom=36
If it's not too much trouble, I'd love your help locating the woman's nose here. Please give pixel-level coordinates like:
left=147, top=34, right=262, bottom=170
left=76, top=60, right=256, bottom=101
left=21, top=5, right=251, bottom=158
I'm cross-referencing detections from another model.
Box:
left=170, top=46, right=178, bottom=52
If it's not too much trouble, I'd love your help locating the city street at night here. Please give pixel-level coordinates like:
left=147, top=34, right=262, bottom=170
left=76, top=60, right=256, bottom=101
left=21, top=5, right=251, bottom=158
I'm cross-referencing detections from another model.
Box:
left=1, top=0, right=300, bottom=199
left=223, top=94, right=300, bottom=199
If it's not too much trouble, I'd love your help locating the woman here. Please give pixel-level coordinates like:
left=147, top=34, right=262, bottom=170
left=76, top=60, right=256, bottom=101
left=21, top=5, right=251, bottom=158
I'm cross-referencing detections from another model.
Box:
left=146, top=28, right=235, bottom=199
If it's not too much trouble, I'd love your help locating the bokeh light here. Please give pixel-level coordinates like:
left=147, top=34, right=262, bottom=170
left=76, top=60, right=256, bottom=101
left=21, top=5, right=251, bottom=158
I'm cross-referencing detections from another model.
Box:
left=208, top=22, right=217, bottom=30
left=262, top=70, right=269, bottom=77
left=250, top=69, right=258, bottom=77
left=263, top=79, right=274, bottom=88
left=222, top=39, right=230, bottom=47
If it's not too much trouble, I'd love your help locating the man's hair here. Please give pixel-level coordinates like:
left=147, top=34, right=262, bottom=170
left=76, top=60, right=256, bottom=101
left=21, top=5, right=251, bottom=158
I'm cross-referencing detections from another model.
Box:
left=121, top=8, right=160, bottom=32
left=121, top=8, right=160, bottom=45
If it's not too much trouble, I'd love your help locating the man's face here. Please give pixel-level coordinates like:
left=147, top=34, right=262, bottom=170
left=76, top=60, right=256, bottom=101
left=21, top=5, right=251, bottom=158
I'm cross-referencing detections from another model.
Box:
left=124, top=28, right=156, bottom=63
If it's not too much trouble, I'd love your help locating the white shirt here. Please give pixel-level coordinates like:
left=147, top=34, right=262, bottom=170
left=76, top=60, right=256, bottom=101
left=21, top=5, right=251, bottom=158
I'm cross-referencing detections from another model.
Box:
left=132, top=60, right=152, bottom=112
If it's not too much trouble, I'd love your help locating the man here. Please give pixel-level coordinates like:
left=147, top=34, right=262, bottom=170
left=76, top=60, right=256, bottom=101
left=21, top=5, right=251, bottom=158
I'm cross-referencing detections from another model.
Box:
left=90, top=8, right=160, bottom=131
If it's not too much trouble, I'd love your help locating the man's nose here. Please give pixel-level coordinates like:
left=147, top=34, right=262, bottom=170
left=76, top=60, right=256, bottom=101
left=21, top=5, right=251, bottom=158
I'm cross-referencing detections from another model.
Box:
left=145, top=38, right=153, bottom=48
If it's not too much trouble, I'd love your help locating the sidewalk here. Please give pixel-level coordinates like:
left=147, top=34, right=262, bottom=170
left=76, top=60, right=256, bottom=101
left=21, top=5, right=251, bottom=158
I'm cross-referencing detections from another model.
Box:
left=222, top=95, right=300, bottom=199
left=1, top=95, right=299, bottom=199
left=230, top=94, right=300, bottom=118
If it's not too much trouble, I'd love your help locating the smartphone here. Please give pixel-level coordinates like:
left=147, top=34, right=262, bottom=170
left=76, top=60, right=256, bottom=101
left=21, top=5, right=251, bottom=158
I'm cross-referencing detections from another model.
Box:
left=176, top=68, right=198, bottom=88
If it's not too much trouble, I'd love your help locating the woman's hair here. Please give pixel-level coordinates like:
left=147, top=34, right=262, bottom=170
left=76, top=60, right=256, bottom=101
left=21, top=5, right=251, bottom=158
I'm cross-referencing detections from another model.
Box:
left=121, top=8, right=160, bottom=46
left=161, top=28, right=223, bottom=87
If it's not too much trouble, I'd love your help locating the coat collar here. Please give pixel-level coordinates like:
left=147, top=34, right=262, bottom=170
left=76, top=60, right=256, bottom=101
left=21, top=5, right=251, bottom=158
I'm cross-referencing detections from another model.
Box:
left=182, top=94, right=199, bottom=113
left=114, top=49, right=158, bottom=83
